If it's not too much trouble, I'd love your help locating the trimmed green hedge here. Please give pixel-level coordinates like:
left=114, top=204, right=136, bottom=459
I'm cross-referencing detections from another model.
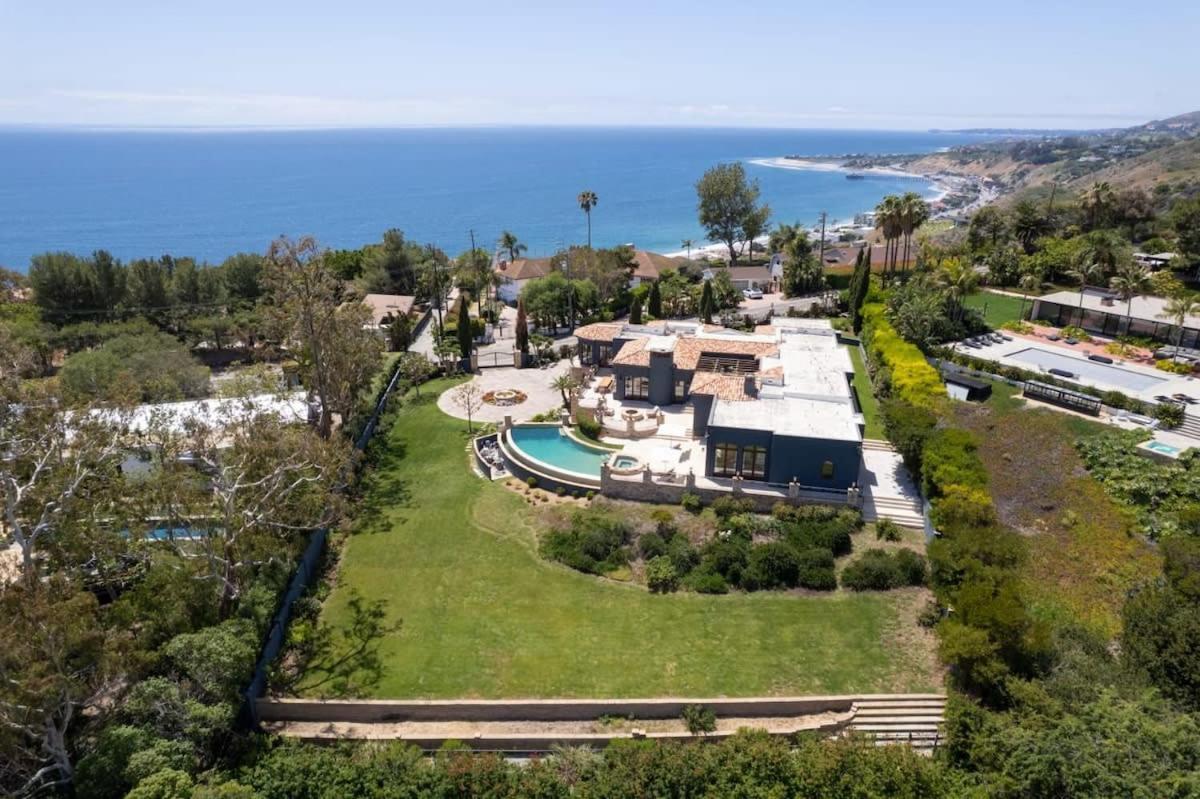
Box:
left=861, top=304, right=946, bottom=411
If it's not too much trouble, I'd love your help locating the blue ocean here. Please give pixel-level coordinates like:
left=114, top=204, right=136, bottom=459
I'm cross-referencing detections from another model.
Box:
left=0, top=127, right=985, bottom=269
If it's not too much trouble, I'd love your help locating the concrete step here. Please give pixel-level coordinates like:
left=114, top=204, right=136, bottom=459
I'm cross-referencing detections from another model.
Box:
left=866, top=497, right=923, bottom=511
left=850, top=715, right=944, bottom=726
left=862, top=439, right=896, bottom=452
left=854, top=701, right=946, bottom=711
left=849, top=719, right=940, bottom=729
left=853, top=707, right=945, bottom=717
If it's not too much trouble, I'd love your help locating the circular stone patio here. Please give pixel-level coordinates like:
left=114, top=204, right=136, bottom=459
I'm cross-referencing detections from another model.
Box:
left=437, top=362, right=572, bottom=423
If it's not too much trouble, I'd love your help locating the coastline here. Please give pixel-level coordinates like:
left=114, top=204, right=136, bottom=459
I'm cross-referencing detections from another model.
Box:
left=750, top=156, right=955, bottom=204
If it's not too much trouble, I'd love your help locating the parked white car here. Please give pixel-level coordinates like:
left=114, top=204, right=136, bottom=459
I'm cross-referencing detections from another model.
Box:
left=742, top=288, right=764, bottom=300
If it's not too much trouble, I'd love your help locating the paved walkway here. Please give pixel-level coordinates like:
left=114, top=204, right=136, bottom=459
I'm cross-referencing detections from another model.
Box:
left=437, top=362, right=572, bottom=423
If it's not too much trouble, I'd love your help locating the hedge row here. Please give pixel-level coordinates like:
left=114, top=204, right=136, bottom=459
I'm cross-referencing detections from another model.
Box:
left=861, top=304, right=946, bottom=411
left=864, top=304, right=1046, bottom=706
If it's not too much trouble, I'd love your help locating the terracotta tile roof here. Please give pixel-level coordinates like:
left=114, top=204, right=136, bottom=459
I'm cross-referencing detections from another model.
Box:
left=494, top=257, right=555, bottom=281
left=760, top=366, right=785, bottom=381
left=610, top=337, right=651, bottom=367
left=631, top=250, right=684, bottom=281
left=689, top=372, right=753, bottom=401
left=573, top=322, right=625, bottom=343
left=360, top=293, right=416, bottom=327
left=673, top=337, right=778, bottom=371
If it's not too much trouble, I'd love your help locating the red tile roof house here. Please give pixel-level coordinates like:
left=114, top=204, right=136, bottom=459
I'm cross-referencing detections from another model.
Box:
left=493, top=257, right=556, bottom=304
left=359, top=293, right=417, bottom=330
left=572, top=318, right=863, bottom=490
left=629, top=250, right=688, bottom=287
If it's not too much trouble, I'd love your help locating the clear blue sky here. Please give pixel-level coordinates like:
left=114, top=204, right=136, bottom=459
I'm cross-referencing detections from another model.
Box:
left=0, top=0, right=1195, bottom=130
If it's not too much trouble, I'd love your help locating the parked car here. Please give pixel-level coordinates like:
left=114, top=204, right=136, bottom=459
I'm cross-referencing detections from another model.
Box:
left=742, top=288, right=764, bottom=300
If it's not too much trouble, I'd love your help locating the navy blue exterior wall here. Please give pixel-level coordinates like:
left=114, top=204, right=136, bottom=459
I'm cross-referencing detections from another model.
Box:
left=648, top=351, right=675, bottom=406
left=705, top=426, right=861, bottom=490
left=767, top=436, right=859, bottom=488
left=692, top=394, right=715, bottom=436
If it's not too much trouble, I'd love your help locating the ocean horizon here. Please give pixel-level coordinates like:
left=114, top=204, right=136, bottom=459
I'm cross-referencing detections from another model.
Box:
left=0, top=126, right=989, bottom=270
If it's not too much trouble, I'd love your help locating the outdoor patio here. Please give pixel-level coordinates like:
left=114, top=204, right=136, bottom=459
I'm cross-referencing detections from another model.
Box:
left=437, top=362, right=572, bottom=423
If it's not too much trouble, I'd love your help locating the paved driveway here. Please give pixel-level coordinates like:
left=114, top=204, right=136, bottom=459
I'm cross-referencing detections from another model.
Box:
left=437, top=362, right=573, bottom=423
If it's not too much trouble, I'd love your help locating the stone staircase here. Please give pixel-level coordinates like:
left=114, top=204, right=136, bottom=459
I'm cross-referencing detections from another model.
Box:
left=860, top=439, right=925, bottom=529
left=845, top=695, right=946, bottom=753
left=1176, top=411, right=1200, bottom=442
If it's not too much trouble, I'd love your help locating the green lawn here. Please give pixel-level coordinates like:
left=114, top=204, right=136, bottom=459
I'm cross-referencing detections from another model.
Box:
left=311, top=378, right=938, bottom=698
left=963, top=291, right=1029, bottom=328
left=847, top=344, right=884, bottom=439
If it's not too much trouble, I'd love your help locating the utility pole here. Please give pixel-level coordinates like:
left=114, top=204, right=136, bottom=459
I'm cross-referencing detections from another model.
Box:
left=817, top=211, right=828, bottom=270
left=468, top=228, right=483, bottom=318
left=427, top=243, right=444, bottom=337
left=561, top=239, right=575, bottom=331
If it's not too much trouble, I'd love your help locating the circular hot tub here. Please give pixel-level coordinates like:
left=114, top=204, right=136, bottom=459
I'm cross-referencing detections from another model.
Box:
left=608, top=453, right=645, bottom=475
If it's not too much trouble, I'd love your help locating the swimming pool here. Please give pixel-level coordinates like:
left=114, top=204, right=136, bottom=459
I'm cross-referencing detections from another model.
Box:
left=1007, top=347, right=1168, bottom=392
left=507, top=425, right=617, bottom=479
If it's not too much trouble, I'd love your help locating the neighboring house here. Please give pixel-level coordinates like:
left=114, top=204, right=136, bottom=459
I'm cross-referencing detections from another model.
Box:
left=630, top=250, right=686, bottom=287
left=1133, top=252, right=1178, bottom=270
left=1031, top=288, right=1200, bottom=345
left=575, top=318, right=862, bottom=489
left=360, top=293, right=416, bottom=330
left=494, top=257, right=555, bottom=304
left=701, top=265, right=777, bottom=292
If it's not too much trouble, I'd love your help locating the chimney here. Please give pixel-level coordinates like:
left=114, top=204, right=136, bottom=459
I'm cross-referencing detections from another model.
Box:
left=743, top=375, right=758, bottom=399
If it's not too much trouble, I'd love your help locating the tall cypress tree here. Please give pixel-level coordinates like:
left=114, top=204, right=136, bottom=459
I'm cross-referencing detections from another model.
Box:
left=851, top=247, right=872, bottom=334
left=456, top=293, right=473, bottom=360
left=700, top=280, right=715, bottom=324
left=647, top=280, right=663, bottom=318
left=629, top=294, right=643, bottom=324
left=515, top=297, right=530, bottom=354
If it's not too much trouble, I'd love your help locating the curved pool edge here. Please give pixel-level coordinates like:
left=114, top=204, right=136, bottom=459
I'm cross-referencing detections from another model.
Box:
left=499, top=425, right=605, bottom=490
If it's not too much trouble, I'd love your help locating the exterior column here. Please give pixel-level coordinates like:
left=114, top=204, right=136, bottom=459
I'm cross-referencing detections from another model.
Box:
left=503, top=414, right=513, bottom=431
left=685, top=469, right=696, bottom=490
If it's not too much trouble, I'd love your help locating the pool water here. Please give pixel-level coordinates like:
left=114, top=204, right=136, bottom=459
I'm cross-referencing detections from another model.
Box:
left=508, top=425, right=616, bottom=477
left=1148, top=441, right=1181, bottom=455
left=612, top=455, right=639, bottom=469
left=1007, top=347, right=1167, bottom=392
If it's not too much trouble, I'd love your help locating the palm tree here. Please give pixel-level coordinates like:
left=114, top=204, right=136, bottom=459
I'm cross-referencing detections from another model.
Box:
left=1012, top=199, right=1052, bottom=254
left=768, top=222, right=806, bottom=256
left=577, top=190, right=599, bottom=248
left=1016, top=268, right=1044, bottom=324
left=551, top=373, right=580, bottom=407
left=1080, top=181, right=1115, bottom=230
left=1109, top=262, right=1152, bottom=335
left=936, top=258, right=979, bottom=321
left=498, top=231, right=526, bottom=262
left=874, top=195, right=903, bottom=283
left=1077, top=229, right=1130, bottom=279
left=1066, top=260, right=1104, bottom=328
left=1158, top=293, right=1200, bottom=363
left=898, top=192, right=929, bottom=277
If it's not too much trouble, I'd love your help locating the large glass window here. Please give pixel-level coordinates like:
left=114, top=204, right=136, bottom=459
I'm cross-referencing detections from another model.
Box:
left=598, top=344, right=612, bottom=365
left=713, top=443, right=737, bottom=477
left=743, top=446, right=767, bottom=480
left=623, top=375, right=649, bottom=399
left=673, top=379, right=688, bottom=402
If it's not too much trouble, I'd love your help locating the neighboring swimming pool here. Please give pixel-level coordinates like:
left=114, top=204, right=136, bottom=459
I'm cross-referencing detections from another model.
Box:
left=507, top=425, right=616, bottom=479
left=1007, top=347, right=1168, bottom=392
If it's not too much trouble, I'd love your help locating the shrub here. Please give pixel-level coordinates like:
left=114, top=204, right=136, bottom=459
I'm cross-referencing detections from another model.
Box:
left=645, top=555, right=679, bottom=593
left=1000, top=320, right=1033, bottom=334
left=1156, top=359, right=1193, bottom=375
left=710, top=496, right=755, bottom=520
left=577, top=414, right=603, bottom=440
left=861, top=304, right=946, bottom=410
left=876, top=519, right=903, bottom=542
left=841, top=550, right=904, bottom=591
left=540, top=507, right=632, bottom=575
left=666, top=536, right=700, bottom=576
left=1154, top=401, right=1186, bottom=429
left=894, top=549, right=928, bottom=586
left=930, top=484, right=996, bottom=530
left=796, top=548, right=838, bottom=591
left=1102, top=390, right=1130, bottom=409
left=778, top=509, right=858, bottom=557
left=525, top=476, right=538, bottom=488
left=638, top=531, right=667, bottom=560
left=585, top=491, right=595, bottom=500
left=743, top=542, right=801, bottom=590
left=1059, top=325, right=1091, bottom=342
left=684, top=567, right=729, bottom=594
left=59, top=332, right=210, bottom=403
left=680, top=492, right=703, bottom=514
left=882, top=400, right=938, bottom=476
left=699, top=535, right=750, bottom=585
left=555, top=486, right=565, bottom=496
left=681, top=704, right=717, bottom=735
left=922, top=428, right=989, bottom=498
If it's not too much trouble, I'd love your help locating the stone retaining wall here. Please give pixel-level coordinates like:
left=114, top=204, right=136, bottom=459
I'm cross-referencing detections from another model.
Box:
left=256, top=695, right=908, bottom=724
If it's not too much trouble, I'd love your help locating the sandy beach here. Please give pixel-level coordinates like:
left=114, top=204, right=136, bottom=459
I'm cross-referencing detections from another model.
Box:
left=751, top=156, right=956, bottom=204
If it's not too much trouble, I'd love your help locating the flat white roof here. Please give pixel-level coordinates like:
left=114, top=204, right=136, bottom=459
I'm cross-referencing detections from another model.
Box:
left=1037, top=289, right=1200, bottom=328
left=709, top=395, right=861, bottom=442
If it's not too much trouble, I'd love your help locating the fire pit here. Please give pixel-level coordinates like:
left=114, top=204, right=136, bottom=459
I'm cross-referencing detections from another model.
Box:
left=621, top=408, right=643, bottom=422
left=483, top=389, right=528, bottom=407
